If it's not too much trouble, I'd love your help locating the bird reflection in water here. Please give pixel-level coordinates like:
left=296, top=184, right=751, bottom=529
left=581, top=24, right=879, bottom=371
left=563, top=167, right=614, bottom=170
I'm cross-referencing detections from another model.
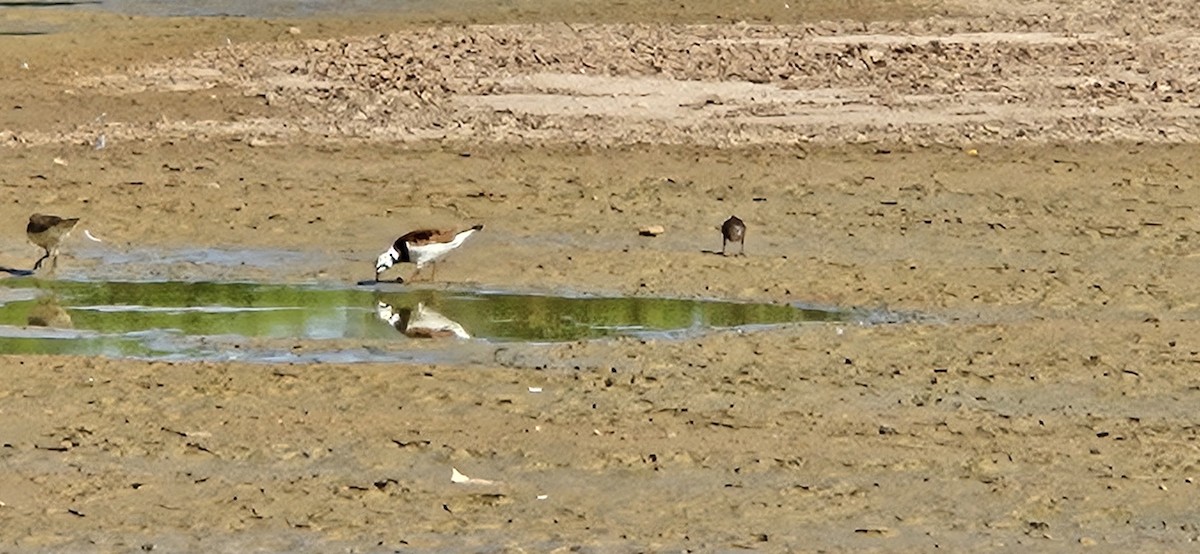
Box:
left=27, top=296, right=73, bottom=328
left=375, top=301, right=470, bottom=339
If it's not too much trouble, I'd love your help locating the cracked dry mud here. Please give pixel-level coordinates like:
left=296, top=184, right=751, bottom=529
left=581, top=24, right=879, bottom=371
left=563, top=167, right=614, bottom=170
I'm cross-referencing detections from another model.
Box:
left=2, top=0, right=1200, bottom=551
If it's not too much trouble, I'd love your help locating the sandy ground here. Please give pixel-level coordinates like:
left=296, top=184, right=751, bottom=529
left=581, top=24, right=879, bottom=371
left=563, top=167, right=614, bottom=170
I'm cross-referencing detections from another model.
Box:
left=4, top=0, right=1200, bottom=551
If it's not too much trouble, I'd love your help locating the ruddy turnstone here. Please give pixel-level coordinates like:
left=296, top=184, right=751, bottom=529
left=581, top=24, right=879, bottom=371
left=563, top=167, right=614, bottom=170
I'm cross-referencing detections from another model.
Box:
left=721, top=215, right=745, bottom=256
left=27, top=213, right=80, bottom=270
left=375, top=224, right=483, bottom=282
left=376, top=301, right=470, bottom=339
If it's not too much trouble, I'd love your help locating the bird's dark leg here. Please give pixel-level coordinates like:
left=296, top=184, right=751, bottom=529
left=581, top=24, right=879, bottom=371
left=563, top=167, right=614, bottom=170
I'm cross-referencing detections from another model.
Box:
left=33, top=250, right=49, bottom=271
left=739, top=239, right=745, bottom=256
left=722, top=238, right=728, bottom=257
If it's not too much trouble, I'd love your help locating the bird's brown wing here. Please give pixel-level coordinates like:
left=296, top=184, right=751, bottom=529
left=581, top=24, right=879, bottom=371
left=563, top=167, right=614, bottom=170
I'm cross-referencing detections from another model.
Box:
left=722, top=218, right=745, bottom=241
left=28, top=214, right=63, bottom=234
left=28, top=215, right=80, bottom=234
left=397, top=228, right=459, bottom=246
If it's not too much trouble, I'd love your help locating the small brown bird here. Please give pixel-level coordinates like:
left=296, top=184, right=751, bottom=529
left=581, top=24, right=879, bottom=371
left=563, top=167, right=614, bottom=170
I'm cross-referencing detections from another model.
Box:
left=722, top=215, right=745, bottom=256
left=27, top=214, right=80, bottom=270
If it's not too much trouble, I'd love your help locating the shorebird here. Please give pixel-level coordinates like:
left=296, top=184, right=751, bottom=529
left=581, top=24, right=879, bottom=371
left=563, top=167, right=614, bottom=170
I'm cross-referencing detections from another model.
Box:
left=376, top=301, right=470, bottom=339
left=721, top=215, right=745, bottom=256
left=27, top=214, right=80, bottom=270
left=375, top=224, right=483, bottom=282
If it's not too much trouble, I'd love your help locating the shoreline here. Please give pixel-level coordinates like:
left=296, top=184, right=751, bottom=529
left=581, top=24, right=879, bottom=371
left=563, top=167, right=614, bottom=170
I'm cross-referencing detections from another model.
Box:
left=4, top=0, right=1200, bottom=551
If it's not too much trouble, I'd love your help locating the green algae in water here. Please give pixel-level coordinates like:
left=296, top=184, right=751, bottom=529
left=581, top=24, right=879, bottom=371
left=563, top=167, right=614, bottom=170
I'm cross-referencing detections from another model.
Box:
left=0, top=280, right=847, bottom=360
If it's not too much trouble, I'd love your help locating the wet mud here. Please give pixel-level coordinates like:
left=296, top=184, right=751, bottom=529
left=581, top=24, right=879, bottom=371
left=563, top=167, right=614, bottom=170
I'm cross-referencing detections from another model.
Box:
left=2, top=0, right=1200, bottom=551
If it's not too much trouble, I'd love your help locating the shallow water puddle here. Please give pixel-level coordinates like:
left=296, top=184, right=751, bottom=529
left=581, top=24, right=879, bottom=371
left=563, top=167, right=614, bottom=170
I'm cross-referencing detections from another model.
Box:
left=0, top=280, right=847, bottom=362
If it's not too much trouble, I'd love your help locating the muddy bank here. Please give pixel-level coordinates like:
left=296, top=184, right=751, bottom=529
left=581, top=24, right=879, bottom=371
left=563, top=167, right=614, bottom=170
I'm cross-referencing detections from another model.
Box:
left=5, top=141, right=1200, bottom=322
left=3, top=318, right=1200, bottom=551
left=3, top=0, right=1200, bottom=551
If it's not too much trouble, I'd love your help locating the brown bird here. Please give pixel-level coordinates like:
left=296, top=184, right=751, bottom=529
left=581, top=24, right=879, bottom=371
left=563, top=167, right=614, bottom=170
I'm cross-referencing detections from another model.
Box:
left=27, top=214, right=80, bottom=270
left=722, top=215, right=745, bottom=256
left=375, top=224, right=484, bottom=282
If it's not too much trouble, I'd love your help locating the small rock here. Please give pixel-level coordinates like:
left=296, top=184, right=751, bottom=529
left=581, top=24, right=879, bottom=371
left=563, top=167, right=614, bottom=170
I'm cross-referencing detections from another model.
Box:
left=638, top=225, right=665, bottom=237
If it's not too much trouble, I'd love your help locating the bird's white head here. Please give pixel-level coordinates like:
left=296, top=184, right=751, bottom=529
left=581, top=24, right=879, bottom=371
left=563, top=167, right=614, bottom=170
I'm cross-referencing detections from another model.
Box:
left=375, top=246, right=399, bottom=278
left=376, top=301, right=398, bottom=324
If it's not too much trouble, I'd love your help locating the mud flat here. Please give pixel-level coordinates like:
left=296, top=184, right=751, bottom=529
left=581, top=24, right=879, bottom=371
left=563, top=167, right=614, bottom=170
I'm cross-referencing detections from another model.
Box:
left=2, top=0, right=1200, bottom=551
